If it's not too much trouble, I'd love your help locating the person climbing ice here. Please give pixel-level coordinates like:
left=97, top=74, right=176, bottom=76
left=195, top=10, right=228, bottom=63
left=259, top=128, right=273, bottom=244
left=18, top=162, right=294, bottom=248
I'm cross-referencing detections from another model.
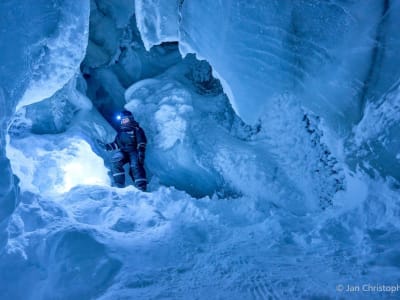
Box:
left=98, top=110, right=147, bottom=191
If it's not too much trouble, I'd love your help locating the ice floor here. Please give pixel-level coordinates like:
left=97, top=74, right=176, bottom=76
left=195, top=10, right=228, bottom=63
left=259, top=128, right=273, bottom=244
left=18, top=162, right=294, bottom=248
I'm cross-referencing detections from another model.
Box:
left=2, top=170, right=400, bottom=299
left=1, top=0, right=400, bottom=299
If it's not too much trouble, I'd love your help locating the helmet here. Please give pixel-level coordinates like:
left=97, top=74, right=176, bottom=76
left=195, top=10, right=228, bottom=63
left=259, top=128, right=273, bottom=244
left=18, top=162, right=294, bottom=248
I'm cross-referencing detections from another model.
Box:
left=116, top=110, right=133, bottom=121
left=116, top=110, right=135, bottom=129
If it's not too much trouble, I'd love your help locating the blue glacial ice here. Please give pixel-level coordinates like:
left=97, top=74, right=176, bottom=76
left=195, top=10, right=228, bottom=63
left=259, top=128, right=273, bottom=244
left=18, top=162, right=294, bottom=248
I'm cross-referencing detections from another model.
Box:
left=1, top=0, right=400, bottom=299
left=0, top=0, right=89, bottom=254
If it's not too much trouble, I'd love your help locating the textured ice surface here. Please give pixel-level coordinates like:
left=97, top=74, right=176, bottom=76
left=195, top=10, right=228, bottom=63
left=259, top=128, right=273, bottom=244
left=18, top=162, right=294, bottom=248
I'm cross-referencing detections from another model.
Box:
left=0, top=0, right=89, bottom=253
left=136, top=0, right=400, bottom=181
left=2, top=0, right=400, bottom=299
left=136, top=0, right=400, bottom=127
left=135, top=0, right=180, bottom=50
left=81, top=0, right=182, bottom=124
left=7, top=87, right=115, bottom=195
left=2, top=173, right=400, bottom=299
left=5, top=52, right=398, bottom=299
left=348, top=82, right=400, bottom=180
left=124, top=56, right=344, bottom=210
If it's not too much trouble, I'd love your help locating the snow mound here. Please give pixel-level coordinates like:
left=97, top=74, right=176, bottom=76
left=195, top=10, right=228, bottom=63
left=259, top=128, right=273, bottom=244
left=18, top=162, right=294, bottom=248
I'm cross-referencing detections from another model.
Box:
left=2, top=172, right=400, bottom=299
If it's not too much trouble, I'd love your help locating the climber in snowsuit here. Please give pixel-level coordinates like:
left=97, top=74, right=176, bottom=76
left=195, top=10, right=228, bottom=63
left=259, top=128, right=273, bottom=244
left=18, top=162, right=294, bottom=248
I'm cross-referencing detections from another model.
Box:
left=99, top=110, right=147, bottom=191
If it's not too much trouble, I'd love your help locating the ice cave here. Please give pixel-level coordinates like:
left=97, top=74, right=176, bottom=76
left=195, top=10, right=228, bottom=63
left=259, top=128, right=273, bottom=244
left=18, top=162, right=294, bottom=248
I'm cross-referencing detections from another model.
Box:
left=1, top=0, right=400, bottom=299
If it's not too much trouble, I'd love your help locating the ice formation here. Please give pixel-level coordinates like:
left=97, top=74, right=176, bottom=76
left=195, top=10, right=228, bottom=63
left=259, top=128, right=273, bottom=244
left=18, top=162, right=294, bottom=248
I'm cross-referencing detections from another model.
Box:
left=1, top=0, right=400, bottom=299
left=0, top=0, right=90, bottom=253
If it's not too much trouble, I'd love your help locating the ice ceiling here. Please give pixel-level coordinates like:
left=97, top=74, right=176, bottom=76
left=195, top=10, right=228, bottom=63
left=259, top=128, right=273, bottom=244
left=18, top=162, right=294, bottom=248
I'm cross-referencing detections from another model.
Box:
left=1, top=0, right=400, bottom=299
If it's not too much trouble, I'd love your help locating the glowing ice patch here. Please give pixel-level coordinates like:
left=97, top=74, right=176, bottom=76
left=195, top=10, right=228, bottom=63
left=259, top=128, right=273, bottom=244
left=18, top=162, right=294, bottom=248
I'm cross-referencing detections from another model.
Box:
left=7, top=135, right=111, bottom=195
left=56, top=140, right=111, bottom=193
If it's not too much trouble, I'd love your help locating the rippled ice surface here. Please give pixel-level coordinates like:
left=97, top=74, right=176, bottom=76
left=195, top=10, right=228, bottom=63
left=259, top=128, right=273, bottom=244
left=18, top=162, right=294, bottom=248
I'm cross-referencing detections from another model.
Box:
left=2, top=0, right=400, bottom=299
left=2, top=170, right=399, bottom=299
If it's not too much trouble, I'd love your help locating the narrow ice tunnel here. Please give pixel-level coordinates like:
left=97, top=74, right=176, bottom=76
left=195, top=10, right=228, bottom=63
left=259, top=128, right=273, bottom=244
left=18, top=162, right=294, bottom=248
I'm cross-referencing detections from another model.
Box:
left=4, top=0, right=399, bottom=215
left=3, top=1, right=236, bottom=201
left=1, top=1, right=400, bottom=299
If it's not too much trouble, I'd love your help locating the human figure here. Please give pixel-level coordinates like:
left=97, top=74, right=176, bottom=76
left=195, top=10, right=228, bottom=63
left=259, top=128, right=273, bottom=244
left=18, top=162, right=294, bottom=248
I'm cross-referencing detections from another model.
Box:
left=98, top=110, right=147, bottom=191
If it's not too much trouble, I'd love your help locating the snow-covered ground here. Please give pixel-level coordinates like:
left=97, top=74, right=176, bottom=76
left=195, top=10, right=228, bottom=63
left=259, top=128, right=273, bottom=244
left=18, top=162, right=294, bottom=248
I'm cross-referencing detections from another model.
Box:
left=3, top=157, right=400, bottom=299
left=1, top=1, right=400, bottom=299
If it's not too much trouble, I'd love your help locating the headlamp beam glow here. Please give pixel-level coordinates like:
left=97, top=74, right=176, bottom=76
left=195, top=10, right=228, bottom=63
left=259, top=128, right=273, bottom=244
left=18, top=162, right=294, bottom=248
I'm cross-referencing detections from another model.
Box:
left=116, top=114, right=122, bottom=121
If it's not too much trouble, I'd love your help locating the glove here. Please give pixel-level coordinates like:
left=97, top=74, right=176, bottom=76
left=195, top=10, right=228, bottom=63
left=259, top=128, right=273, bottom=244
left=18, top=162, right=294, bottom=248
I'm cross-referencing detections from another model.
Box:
left=97, top=139, right=112, bottom=151
left=138, top=151, right=145, bottom=165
